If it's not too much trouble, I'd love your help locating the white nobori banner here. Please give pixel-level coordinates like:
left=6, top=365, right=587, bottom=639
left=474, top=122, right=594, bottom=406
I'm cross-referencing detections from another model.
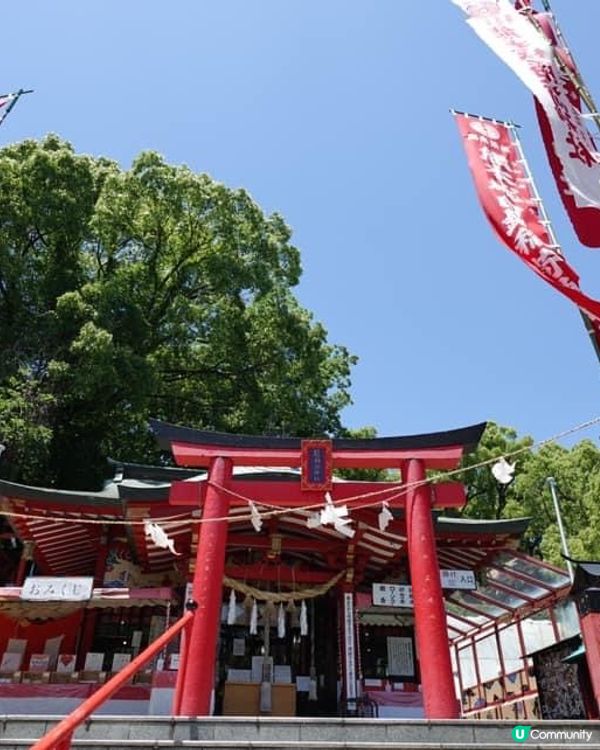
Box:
left=452, top=0, right=600, bottom=211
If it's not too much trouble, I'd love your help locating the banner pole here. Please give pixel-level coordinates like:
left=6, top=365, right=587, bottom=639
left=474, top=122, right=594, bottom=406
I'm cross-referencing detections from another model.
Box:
left=0, top=89, right=33, bottom=129
left=523, top=2, right=600, bottom=135
left=508, top=123, right=600, bottom=363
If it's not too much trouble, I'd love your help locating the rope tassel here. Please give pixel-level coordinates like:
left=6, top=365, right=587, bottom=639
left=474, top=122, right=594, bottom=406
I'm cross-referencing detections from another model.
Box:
left=277, top=603, right=286, bottom=638
left=300, top=600, right=308, bottom=636
left=227, top=588, right=236, bottom=625
left=249, top=599, right=258, bottom=635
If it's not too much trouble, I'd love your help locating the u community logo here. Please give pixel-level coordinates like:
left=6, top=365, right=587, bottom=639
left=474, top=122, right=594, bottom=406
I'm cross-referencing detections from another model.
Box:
left=511, top=725, right=593, bottom=743
left=512, top=726, right=531, bottom=743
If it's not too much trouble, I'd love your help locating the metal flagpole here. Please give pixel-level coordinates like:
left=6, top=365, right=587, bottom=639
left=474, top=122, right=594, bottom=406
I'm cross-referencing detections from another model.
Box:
left=0, top=89, right=33, bottom=129
left=507, top=122, right=600, bottom=364
left=522, top=2, right=600, bottom=135
left=546, top=477, right=574, bottom=582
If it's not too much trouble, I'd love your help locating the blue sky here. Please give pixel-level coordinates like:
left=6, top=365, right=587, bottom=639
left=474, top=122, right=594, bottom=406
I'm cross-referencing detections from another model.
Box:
left=2, top=1, right=599, bottom=445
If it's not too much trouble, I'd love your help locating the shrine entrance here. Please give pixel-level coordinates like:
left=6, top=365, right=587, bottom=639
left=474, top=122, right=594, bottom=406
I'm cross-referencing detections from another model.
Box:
left=216, top=591, right=339, bottom=716
left=0, top=425, right=575, bottom=720
left=151, top=419, right=487, bottom=719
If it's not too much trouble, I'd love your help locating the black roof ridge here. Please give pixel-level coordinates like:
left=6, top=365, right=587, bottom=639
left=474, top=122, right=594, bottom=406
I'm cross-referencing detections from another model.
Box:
left=150, top=419, right=487, bottom=453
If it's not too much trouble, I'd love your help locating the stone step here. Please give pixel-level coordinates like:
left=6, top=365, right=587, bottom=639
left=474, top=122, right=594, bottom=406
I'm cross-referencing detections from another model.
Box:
left=1, top=717, right=600, bottom=750
left=2, top=743, right=600, bottom=750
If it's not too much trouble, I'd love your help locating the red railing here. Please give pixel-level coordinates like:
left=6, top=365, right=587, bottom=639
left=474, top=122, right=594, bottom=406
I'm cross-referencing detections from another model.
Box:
left=31, top=608, right=195, bottom=750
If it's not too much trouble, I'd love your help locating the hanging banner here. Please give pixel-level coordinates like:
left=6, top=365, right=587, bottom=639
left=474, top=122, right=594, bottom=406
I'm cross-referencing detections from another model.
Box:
left=452, top=0, right=600, bottom=235
left=454, top=113, right=600, bottom=334
left=0, top=89, right=33, bottom=128
left=527, top=10, right=600, bottom=247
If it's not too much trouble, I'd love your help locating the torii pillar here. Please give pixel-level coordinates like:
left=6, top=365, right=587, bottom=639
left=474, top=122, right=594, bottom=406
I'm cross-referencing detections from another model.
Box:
left=177, top=457, right=232, bottom=716
left=151, top=418, right=485, bottom=719
left=405, top=458, right=459, bottom=718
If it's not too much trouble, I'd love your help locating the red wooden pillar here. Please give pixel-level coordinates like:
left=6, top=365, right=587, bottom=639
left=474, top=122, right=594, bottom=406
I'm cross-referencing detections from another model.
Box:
left=578, top=590, right=600, bottom=715
left=404, top=458, right=459, bottom=718
left=178, top=456, right=232, bottom=716
left=15, top=540, right=35, bottom=585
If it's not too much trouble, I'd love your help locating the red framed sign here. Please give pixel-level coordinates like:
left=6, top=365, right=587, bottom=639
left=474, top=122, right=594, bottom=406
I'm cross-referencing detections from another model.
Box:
left=301, top=439, right=333, bottom=491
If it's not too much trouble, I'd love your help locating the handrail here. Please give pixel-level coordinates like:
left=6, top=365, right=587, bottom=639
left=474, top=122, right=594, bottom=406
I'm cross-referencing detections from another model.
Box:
left=31, top=608, right=195, bottom=750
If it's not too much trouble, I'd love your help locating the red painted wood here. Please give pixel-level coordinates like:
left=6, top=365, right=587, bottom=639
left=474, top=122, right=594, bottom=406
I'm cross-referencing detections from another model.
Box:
left=30, top=610, right=194, bottom=750
left=224, top=564, right=335, bottom=583
left=172, top=616, right=193, bottom=715
left=172, top=442, right=465, bottom=470
left=580, top=613, right=600, bottom=715
left=405, top=458, right=459, bottom=719
left=178, top=457, right=232, bottom=716
left=227, top=534, right=341, bottom=554
left=170, top=479, right=466, bottom=509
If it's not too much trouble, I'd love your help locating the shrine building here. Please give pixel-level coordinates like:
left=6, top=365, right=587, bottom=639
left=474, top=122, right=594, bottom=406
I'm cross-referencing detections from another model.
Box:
left=0, top=421, right=583, bottom=719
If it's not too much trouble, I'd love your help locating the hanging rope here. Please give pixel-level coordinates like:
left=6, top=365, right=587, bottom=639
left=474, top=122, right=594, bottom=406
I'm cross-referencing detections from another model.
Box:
left=1, top=415, right=599, bottom=528
left=222, top=570, right=345, bottom=603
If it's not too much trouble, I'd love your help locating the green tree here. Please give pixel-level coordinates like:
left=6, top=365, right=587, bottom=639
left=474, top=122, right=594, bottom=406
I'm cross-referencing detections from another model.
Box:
left=459, top=422, right=534, bottom=520
left=0, top=136, right=356, bottom=489
left=459, top=422, right=600, bottom=567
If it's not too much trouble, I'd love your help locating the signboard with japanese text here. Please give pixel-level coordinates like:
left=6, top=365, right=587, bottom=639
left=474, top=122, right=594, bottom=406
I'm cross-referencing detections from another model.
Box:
left=440, top=569, right=477, bottom=590
left=21, top=576, right=93, bottom=602
left=386, top=636, right=415, bottom=678
left=373, top=571, right=477, bottom=608
left=343, top=592, right=357, bottom=699
left=301, top=440, right=333, bottom=491
left=372, top=583, right=413, bottom=608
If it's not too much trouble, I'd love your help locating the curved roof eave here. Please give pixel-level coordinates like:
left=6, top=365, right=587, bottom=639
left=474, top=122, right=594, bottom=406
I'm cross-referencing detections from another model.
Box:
left=149, top=419, right=487, bottom=454
left=435, top=515, right=531, bottom=536
left=0, top=477, right=121, bottom=507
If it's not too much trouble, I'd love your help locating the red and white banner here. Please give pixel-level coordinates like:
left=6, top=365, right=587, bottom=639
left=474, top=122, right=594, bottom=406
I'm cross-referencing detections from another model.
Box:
left=452, top=0, right=600, bottom=244
left=526, top=10, right=600, bottom=247
left=454, top=113, right=600, bottom=333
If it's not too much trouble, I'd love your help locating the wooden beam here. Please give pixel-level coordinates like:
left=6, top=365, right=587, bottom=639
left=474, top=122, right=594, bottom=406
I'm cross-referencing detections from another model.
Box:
left=172, top=442, right=465, bottom=470
left=224, top=564, right=336, bottom=584
left=227, top=534, right=341, bottom=554
left=170, top=480, right=465, bottom=509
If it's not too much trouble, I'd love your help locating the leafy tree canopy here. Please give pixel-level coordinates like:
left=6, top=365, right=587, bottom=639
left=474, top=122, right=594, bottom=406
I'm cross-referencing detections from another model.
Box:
left=460, top=422, right=600, bottom=567
left=0, top=136, right=356, bottom=489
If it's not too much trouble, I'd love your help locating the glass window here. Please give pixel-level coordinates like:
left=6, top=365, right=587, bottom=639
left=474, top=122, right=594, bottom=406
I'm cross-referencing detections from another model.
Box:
left=458, top=644, right=478, bottom=688
left=485, top=567, right=548, bottom=599
left=495, top=552, right=569, bottom=589
left=521, top=609, right=556, bottom=654
left=475, top=634, right=501, bottom=682
left=554, top=600, right=581, bottom=640
left=447, top=615, right=471, bottom=633
left=451, top=590, right=507, bottom=618
left=445, top=599, right=486, bottom=625
left=476, top=583, right=527, bottom=610
left=498, top=623, right=523, bottom=673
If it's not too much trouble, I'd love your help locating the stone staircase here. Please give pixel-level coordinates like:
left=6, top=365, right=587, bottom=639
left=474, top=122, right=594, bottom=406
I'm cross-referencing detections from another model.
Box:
left=1, top=716, right=600, bottom=750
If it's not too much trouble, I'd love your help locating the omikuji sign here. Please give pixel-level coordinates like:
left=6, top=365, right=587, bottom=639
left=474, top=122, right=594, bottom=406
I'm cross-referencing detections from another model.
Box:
left=372, top=570, right=476, bottom=607
left=21, top=576, right=94, bottom=602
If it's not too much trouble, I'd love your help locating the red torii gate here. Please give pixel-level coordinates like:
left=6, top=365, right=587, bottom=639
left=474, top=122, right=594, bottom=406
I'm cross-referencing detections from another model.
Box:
left=151, top=419, right=486, bottom=720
